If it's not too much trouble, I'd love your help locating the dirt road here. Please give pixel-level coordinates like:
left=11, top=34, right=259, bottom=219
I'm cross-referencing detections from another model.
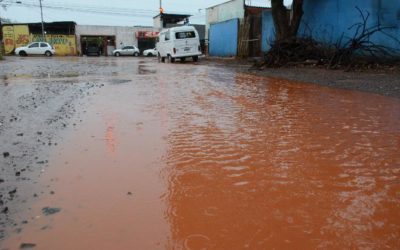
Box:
left=1, top=56, right=400, bottom=249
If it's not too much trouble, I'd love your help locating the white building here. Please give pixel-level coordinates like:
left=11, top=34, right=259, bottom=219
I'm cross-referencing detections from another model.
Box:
left=206, top=0, right=245, bottom=40
left=75, top=25, right=158, bottom=56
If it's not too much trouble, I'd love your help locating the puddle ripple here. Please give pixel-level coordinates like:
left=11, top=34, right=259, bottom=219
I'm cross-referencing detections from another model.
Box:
left=2, top=64, right=399, bottom=249
left=162, top=73, right=400, bottom=249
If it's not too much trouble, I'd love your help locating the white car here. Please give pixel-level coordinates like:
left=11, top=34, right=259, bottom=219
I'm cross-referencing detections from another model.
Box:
left=113, top=46, right=140, bottom=57
left=143, top=48, right=157, bottom=57
left=156, top=26, right=202, bottom=63
left=15, top=42, right=55, bottom=57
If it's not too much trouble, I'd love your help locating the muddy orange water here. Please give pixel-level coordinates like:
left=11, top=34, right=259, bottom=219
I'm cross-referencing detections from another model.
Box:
left=3, top=62, right=400, bottom=249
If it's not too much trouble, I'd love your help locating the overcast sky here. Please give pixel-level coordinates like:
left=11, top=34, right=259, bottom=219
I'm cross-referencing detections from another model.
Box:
left=1, top=0, right=291, bottom=26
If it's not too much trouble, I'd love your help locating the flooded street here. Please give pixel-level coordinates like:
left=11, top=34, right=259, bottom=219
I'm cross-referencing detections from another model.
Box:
left=1, top=57, right=400, bottom=249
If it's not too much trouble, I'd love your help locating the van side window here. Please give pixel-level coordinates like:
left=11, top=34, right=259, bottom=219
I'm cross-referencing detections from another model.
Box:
left=165, top=32, right=170, bottom=41
left=175, top=31, right=196, bottom=39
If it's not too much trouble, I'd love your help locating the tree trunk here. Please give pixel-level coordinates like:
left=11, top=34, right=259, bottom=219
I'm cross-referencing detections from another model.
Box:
left=271, top=0, right=304, bottom=41
left=271, top=0, right=289, bottom=41
left=290, top=0, right=304, bottom=37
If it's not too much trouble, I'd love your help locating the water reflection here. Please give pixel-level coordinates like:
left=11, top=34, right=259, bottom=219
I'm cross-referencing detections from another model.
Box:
left=138, top=64, right=156, bottom=75
left=2, top=75, right=9, bottom=86
left=105, top=116, right=117, bottom=155
left=163, top=73, right=400, bottom=249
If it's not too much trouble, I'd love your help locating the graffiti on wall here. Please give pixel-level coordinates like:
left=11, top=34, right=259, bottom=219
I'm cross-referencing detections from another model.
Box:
left=14, top=25, right=30, bottom=49
left=31, top=34, right=77, bottom=56
left=2, top=24, right=77, bottom=56
left=2, top=26, right=15, bottom=54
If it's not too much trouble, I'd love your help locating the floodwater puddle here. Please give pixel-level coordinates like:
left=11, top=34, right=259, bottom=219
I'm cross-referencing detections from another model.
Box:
left=137, top=64, right=157, bottom=75
left=2, top=64, right=400, bottom=249
left=109, top=79, right=132, bottom=84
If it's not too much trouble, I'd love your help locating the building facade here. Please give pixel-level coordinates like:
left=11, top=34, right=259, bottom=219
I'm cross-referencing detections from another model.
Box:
left=2, top=22, right=77, bottom=56
left=206, top=0, right=268, bottom=57
left=1, top=22, right=159, bottom=56
left=75, top=25, right=158, bottom=56
left=206, top=0, right=245, bottom=40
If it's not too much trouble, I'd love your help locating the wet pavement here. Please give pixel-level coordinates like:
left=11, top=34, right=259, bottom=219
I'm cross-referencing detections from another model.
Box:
left=1, top=57, right=400, bottom=249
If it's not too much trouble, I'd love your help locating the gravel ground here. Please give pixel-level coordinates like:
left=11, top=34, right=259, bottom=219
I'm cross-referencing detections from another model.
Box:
left=0, top=56, right=165, bottom=242
left=0, top=57, right=106, bottom=241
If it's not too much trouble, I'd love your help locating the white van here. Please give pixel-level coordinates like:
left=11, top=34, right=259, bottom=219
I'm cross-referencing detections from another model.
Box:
left=156, top=26, right=202, bottom=63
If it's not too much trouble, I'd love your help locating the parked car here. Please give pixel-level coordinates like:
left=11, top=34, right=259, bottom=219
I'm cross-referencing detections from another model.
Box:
left=156, top=26, right=201, bottom=63
left=15, top=42, right=55, bottom=57
left=86, top=45, right=101, bottom=56
left=143, top=48, right=157, bottom=57
left=113, top=46, right=140, bottom=57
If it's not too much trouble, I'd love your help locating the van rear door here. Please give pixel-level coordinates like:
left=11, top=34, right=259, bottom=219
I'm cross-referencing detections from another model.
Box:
left=174, top=30, right=198, bottom=55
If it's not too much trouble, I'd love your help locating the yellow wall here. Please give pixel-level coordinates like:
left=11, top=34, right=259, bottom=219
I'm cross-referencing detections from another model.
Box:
left=31, top=34, right=77, bottom=56
left=2, top=25, right=77, bottom=56
left=2, top=26, right=15, bottom=54
left=14, top=25, right=30, bottom=49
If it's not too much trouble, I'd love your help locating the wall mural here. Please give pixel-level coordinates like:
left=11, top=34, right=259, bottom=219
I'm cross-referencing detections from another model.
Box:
left=13, top=25, right=30, bottom=49
left=2, top=26, right=15, bottom=54
left=2, top=25, right=77, bottom=56
left=31, top=34, right=77, bottom=56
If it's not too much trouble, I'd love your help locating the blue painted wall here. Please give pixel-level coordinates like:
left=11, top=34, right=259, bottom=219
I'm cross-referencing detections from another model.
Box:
left=261, top=0, right=400, bottom=55
left=299, top=0, right=400, bottom=55
left=209, top=19, right=239, bottom=57
left=261, top=10, right=275, bottom=52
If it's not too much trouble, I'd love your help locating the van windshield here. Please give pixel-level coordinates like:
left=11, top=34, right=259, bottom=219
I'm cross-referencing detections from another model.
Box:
left=175, top=31, right=196, bottom=39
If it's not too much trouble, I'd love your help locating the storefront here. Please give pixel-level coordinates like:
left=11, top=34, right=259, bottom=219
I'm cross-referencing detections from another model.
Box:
left=136, top=31, right=159, bottom=52
left=79, top=35, right=116, bottom=56
left=75, top=25, right=159, bottom=56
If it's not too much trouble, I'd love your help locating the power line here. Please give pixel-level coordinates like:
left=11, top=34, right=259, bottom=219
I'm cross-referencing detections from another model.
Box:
left=9, top=4, right=156, bottom=17
left=4, top=0, right=206, bottom=24
left=4, top=0, right=201, bottom=16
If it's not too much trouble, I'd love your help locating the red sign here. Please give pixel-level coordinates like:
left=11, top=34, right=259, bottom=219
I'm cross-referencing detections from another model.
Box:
left=135, top=31, right=159, bottom=39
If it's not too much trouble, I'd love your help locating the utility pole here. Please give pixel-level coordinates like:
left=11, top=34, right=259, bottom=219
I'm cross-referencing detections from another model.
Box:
left=0, top=0, right=4, bottom=58
left=159, top=0, right=163, bottom=13
left=39, top=0, right=45, bottom=41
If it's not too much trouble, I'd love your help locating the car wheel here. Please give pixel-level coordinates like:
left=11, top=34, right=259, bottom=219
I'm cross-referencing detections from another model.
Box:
left=134, top=52, right=139, bottom=57
left=147, top=53, right=153, bottom=57
left=115, top=52, right=120, bottom=57
left=45, top=51, right=52, bottom=57
left=19, top=51, right=27, bottom=56
left=192, top=56, right=199, bottom=62
left=167, top=55, right=175, bottom=63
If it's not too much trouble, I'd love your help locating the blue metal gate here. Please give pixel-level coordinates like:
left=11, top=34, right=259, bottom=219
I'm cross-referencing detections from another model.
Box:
left=209, top=19, right=239, bottom=57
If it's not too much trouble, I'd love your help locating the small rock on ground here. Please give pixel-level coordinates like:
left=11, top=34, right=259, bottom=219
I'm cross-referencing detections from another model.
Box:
left=20, top=243, right=36, bottom=249
left=42, top=207, right=61, bottom=216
